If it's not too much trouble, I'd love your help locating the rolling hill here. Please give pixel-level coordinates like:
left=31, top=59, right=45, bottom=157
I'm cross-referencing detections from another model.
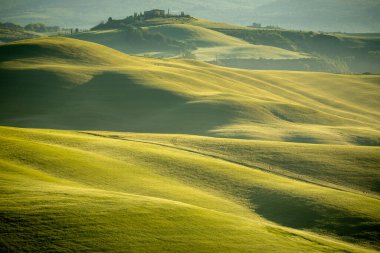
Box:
left=67, top=16, right=380, bottom=74
left=0, top=37, right=379, bottom=252
left=2, top=15, right=377, bottom=74
left=144, top=23, right=306, bottom=61
left=0, top=37, right=379, bottom=143
left=1, top=126, right=379, bottom=252
left=70, top=21, right=307, bottom=61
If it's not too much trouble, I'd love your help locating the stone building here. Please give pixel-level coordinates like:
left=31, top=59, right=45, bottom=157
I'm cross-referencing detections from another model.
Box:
left=144, top=9, right=165, bottom=18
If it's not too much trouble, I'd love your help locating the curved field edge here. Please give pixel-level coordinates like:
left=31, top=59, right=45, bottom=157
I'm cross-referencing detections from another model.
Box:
left=91, top=131, right=380, bottom=196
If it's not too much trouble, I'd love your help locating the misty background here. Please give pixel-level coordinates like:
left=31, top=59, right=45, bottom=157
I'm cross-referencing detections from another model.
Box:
left=0, top=0, right=379, bottom=32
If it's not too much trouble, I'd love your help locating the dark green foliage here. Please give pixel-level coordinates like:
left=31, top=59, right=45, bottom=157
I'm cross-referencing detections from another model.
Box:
left=0, top=22, right=23, bottom=31
left=0, top=22, right=38, bottom=42
left=24, top=23, right=60, bottom=33
left=0, top=22, right=62, bottom=43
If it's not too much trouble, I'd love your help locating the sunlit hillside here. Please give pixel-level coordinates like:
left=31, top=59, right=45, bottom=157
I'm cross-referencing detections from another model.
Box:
left=1, top=37, right=379, bottom=144
left=0, top=36, right=379, bottom=252
left=1, top=126, right=379, bottom=252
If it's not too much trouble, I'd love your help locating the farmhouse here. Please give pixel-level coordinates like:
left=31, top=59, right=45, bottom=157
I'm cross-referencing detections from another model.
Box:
left=144, top=9, right=165, bottom=18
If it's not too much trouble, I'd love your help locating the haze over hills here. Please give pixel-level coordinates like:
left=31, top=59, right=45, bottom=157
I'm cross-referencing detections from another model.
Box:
left=253, top=0, right=380, bottom=33
left=1, top=3, right=379, bottom=74
left=65, top=16, right=380, bottom=74
left=0, top=0, right=379, bottom=32
left=71, top=21, right=307, bottom=62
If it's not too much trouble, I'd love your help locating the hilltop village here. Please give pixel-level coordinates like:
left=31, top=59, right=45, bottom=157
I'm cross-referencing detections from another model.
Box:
left=93, top=9, right=192, bottom=30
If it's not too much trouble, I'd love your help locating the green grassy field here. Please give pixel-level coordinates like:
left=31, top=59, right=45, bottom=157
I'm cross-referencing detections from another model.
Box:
left=0, top=37, right=379, bottom=252
left=1, top=126, right=379, bottom=252
left=1, top=37, right=379, bottom=142
left=90, top=132, right=380, bottom=196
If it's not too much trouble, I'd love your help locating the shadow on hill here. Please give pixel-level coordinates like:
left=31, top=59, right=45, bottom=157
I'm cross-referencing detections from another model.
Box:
left=248, top=188, right=380, bottom=247
left=71, top=28, right=189, bottom=56
left=0, top=69, right=236, bottom=135
left=282, top=135, right=322, bottom=144
left=350, top=136, right=380, bottom=147
left=0, top=69, right=68, bottom=117
left=0, top=43, right=77, bottom=62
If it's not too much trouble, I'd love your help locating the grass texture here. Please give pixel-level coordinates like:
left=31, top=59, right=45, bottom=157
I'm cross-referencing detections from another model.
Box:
left=0, top=126, right=379, bottom=252
left=0, top=37, right=379, bottom=144
left=0, top=37, right=379, bottom=252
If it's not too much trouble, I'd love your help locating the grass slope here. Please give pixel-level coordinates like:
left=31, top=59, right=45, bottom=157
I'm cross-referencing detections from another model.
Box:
left=0, top=36, right=379, bottom=252
left=90, top=131, right=380, bottom=196
left=1, top=126, right=379, bottom=252
left=145, top=23, right=306, bottom=61
left=0, top=37, right=379, bottom=146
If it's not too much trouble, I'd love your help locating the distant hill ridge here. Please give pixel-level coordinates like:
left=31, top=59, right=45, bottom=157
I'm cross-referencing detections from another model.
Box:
left=66, top=15, right=380, bottom=74
left=92, top=9, right=192, bottom=30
